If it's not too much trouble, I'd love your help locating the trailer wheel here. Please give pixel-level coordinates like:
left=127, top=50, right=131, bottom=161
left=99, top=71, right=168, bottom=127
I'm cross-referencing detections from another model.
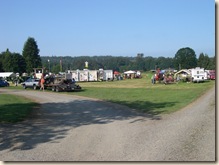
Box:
left=52, top=86, right=56, bottom=92
left=56, top=87, right=60, bottom=92
left=33, top=85, right=37, bottom=90
left=23, top=84, right=26, bottom=89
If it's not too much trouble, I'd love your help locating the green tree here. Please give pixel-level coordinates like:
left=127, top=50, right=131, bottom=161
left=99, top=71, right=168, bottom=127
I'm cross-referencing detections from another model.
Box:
left=198, top=53, right=210, bottom=69
left=2, top=49, right=13, bottom=72
left=135, top=53, right=146, bottom=71
left=174, top=47, right=197, bottom=70
left=22, top=37, right=42, bottom=73
left=0, top=49, right=26, bottom=73
left=12, top=53, right=26, bottom=74
left=208, top=56, right=216, bottom=70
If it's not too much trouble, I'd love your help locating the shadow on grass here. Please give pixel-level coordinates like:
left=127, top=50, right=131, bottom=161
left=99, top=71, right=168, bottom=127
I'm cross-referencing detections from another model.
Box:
left=0, top=103, right=39, bottom=123
left=0, top=99, right=177, bottom=153
left=111, top=100, right=178, bottom=115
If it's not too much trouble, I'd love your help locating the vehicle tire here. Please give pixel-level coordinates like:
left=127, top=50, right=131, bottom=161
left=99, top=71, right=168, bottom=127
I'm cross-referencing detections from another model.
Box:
left=56, top=87, right=60, bottom=92
left=23, top=84, right=26, bottom=89
left=52, top=86, right=56, bottom=92
left=33, top=85, right=37, bottom=90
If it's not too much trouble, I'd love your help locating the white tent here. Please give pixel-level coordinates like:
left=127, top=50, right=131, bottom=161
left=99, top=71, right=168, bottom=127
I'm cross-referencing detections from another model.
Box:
left=124, top=70, right=136, bottom=74
left=0, top=72, right=15, bottom=78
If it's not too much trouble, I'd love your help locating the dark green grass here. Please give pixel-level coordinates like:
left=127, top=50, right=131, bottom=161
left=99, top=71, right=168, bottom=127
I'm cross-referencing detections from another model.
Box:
left=0, top=94, right=39, bottom=123
left=70, top=80, right=215, bottom=115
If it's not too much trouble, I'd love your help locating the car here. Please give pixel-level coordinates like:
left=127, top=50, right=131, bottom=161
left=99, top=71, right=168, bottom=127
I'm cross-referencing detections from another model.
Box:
left=0, top=80, right=9, bottom=87
left=21, top=77, right=40, bottom=90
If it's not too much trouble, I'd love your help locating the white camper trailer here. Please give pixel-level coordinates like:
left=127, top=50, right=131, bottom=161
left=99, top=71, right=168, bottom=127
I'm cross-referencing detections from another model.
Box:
left=71, top=70, right=80, bottom=82
left=190, top=67, right=205, bottom=82
left=88, top=70, right=98, bottom=81
left=79, top=69, right=89, bottom=82
left=98, top=69, right=104, bottom=81
left=104, top=70, right=113, bottom=81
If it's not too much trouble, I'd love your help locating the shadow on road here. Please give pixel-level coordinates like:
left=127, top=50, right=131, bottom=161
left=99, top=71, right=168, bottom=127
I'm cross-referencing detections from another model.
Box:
left=0, top=99, right=177, bottom=152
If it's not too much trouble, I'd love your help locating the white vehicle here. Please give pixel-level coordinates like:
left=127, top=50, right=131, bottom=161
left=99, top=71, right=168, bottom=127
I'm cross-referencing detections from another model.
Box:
left=21, top=77, right=40, bottom=89
left=190, top=67, right=205, bottom=82
left=103, top=70, right=113, bottom=81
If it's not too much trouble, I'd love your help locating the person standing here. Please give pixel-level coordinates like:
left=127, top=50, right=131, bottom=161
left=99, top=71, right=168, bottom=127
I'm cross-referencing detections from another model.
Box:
left=151, top=74, right=155, bottom=84
left=40, top=75, right=45, bottom=91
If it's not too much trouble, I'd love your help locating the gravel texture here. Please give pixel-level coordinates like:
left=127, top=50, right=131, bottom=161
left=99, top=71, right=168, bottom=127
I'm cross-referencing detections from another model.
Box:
left=0, top=87, right=215, bottom=161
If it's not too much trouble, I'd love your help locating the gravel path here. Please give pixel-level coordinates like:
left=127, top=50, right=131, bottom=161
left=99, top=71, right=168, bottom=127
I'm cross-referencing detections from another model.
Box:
left=0, top=87, right=215, bottom=161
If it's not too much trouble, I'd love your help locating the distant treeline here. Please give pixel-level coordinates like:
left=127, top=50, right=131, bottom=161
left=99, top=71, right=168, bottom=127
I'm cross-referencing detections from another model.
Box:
left=0, top=44, right=215, bottom=75
left=41, top=52, right=215, bottom=73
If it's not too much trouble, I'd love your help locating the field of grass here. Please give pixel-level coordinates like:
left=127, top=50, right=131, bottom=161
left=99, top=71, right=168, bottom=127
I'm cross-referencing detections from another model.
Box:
left=0, top=94, right=39, bottom=123
left=70, top=72, right=215, bottom=115
left=1, top=72, right=215, bottom=118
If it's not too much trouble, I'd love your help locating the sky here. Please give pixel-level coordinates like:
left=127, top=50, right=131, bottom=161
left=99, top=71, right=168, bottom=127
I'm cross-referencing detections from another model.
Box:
left=0, top=0, right=215, bottom=57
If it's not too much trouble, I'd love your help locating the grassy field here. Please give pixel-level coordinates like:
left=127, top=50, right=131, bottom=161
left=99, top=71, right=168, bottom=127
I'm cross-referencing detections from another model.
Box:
left=70, top=72, right=215, bottom=115
left=0, top=94, right=39, bottom=123
left=1, top=72, right=215, bottom=120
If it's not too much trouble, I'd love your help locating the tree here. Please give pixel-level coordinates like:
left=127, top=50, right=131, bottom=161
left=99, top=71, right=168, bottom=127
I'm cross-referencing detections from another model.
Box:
left=174, top=47, right=197, bottom=70
left=135, top=53, right=146, bottom=71
left=22, top=37, right=42, bottom=73
left=0, top=49, right=26, bottom=73
left=12, top=53, right=26, bottom=74
left=2, top=49, right=13, bottom=72
left=197, top=53, right=210, bottom=69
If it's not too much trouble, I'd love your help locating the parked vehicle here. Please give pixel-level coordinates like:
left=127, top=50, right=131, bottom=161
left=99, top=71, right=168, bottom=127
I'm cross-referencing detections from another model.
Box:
left=190, top=67, right=205, bottom=83
left=0, top=80, right=9, bottom=87
left=21, top=77, right=40, bottom=89
left=44, top=75, right=82, bottom=92
left=209, top=70, right=215, bottom=80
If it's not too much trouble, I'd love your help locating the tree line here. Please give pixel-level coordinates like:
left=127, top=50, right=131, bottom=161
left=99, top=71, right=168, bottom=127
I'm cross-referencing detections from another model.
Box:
left=0, top=37, right=215, bottom=75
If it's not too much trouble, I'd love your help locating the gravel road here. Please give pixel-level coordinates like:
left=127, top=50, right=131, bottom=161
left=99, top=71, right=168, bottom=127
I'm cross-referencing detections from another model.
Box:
left=0, top=87, right=215, bottom=161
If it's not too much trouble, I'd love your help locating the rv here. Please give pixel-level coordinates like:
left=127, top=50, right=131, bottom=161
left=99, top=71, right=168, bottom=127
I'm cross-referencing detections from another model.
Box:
left=209, top=70, right=215, bottom=80
left=88, top=70, right=98, bottom=81
left=79, top=69, right=89, bottom=82
left=190, top=67, right=205, bottom=82
left=104, top=70, right=113, bottom=81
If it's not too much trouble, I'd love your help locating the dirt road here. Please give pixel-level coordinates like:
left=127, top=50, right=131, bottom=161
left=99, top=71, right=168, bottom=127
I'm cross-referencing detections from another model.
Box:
left=0, top=87, right=215, bottom=161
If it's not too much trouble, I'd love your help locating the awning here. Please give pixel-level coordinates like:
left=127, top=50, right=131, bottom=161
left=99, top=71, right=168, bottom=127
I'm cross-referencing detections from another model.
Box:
left=124, top=70, right=136, bottom=74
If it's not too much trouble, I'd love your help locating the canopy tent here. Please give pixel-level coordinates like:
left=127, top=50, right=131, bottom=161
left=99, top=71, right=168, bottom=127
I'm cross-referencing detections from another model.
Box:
left=174, top=69, right=191, bottom=76
left=114, top=71, right=120, bottom=75
left=124, top=70, right=136, bottom=74
left=0, top=72, right=15, bottom=78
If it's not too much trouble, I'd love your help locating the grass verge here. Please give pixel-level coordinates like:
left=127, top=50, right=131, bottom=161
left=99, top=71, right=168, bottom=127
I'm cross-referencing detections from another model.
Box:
left=0, top=94, right=39, bottom=123
left=71, top=78, right=215, bottom=115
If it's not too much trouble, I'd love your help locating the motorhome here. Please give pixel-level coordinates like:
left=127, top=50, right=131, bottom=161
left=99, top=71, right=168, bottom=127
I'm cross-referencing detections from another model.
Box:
left=209, top=70, right=215, bottom=80
left=189, top=67, right=205, bottom=82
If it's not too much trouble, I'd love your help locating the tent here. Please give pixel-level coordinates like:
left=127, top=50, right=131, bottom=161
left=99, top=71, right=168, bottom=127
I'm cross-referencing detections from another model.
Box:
left=0, top=72, right=15, bottom=78
left=124, top=70, right=136, bottom=74
left=114, top=71, right=120, bottom=75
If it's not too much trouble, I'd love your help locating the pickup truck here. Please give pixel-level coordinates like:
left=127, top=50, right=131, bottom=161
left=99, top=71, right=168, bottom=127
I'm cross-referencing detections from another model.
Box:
left=21, top=77, right=40, bottom=90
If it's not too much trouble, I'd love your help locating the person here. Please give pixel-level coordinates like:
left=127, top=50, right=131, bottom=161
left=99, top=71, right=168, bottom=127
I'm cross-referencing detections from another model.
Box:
left=151, top=74, right=155, bottom=84
left=40, top=75, right=45, bottom=91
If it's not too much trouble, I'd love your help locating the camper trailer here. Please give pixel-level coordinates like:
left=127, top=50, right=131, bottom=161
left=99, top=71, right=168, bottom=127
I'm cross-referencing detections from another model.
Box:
left=209, top=70, right=215, bottom=80
left=190, top=67, right=205, bottom=83
left=104, top=70, right=113, bottom=81
left=79, top=69, right=89, bottom=82
left=88, top=70, right=98, bottom=81
left=71, top=70, right=80, bottom=82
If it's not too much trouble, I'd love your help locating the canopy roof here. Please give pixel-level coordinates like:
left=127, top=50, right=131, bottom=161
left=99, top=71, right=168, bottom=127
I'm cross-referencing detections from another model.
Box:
left=174, top=69, right=191, bottom=75
left=0, top=72, right=15, bottom=78
left=124, top=70, right=136, bottom=74
left=114, top=71, right=120, bottom=75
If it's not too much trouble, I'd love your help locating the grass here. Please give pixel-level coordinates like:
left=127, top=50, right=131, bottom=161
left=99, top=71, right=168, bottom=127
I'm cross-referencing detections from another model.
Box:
left=70, top=72, right=215, bottom=115
left=0, top=94, right=39, bottom=123
left=1, top=72, right=215, bottom=118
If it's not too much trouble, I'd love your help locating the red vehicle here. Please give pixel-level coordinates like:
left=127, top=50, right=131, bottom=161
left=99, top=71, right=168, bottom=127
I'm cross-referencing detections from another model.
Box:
left=209, top=70, right=215, bottom=80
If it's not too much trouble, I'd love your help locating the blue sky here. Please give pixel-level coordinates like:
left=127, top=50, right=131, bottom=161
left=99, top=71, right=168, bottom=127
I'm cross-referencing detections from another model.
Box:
left=0, top=0, right=215, bottom=57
